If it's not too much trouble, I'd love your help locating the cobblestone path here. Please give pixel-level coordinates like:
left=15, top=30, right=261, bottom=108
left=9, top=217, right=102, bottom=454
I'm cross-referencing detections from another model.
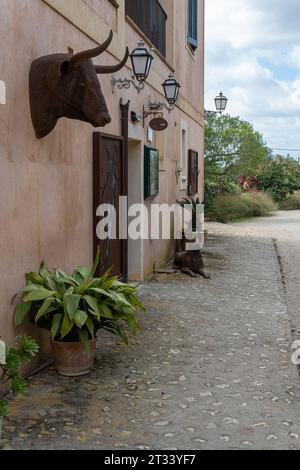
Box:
left=3, top=215, right=300, bottom=450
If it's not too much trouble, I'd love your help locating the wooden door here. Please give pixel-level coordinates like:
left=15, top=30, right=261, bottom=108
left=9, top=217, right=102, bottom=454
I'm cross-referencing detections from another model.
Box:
left=93, top=133, right=128, bottom=279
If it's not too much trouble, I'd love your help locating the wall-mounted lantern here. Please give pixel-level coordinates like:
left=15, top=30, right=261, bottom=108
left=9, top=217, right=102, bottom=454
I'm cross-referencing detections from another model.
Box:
left=112, top=40, right=153, bottom=94
left=162, top=73, right=181, bottom=105
left=143, top=73, right=181, bottom=126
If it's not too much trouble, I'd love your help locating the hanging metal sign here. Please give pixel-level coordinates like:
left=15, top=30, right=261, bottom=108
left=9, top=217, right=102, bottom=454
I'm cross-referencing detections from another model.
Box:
left=149, top=117, right=168, bottom=131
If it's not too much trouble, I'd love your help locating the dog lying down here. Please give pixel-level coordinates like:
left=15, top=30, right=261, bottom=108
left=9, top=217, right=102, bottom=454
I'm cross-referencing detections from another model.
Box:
left=174, top=250, right=210, bottom=279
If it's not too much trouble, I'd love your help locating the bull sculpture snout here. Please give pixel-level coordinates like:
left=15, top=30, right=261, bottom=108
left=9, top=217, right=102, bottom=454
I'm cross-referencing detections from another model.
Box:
left=29, top=30, right=129, bottom=139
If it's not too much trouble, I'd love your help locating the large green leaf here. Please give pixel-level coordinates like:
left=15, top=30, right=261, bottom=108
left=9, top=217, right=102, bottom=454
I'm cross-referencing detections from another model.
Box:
left=74, top=310, right=88, bottom=329
left=98, top=304, right=113, bottom=318
left=23, top=284, right=44, bottom=294
left=83, top=296, right=100, bottom=316
left=51, top=314, right=63, bottom=339
left=23, top=289, right=55, bottom=302
left=35, top=298, right=55, bottom=324
left=15, top=302, right=32, bottom=327
left=88, top=308, right=100, bottom=321
left=60, top=313, right=74, bottom=339
left=63, top=293, right=81, bottom=321
left=74, top=266, right=91, bottom=281
left=85, top=317, right=95, bottom=339
left=91, top=246, right=100, bottom=278
left=78, top=330, right=90, bottom=354
left=74, top=279, right=96, bottom=295
left=122, top=312, right=138, bottom=334
left=25, top=272, right=44, bottom=286
left=90, top=288, right=114, bottom=300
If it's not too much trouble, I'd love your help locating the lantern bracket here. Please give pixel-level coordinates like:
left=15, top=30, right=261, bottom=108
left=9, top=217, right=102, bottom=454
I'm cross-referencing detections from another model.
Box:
left=111, top=76, right=145, bottom=94
left=143, top=98, right=174, bottom=127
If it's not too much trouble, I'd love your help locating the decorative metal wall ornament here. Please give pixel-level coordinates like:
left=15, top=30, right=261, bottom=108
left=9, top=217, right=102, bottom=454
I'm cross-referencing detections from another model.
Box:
left=111, top=40, right=153, bottom=94
left=29, top=30, right=129, bottom=139
left=143, top=98, right=174, bottom=127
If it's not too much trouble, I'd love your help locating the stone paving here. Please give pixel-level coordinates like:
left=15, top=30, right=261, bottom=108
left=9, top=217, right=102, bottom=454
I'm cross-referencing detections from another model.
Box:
left=2, top=215, right=300, bottom=450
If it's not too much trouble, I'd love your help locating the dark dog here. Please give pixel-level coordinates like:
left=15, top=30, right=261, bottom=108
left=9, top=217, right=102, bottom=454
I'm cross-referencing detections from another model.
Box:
left=173, top=251, right=210, bottom=279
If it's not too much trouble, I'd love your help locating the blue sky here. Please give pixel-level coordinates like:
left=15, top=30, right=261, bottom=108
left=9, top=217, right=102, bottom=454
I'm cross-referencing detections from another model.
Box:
left=205, top=0, right=300, bottom=159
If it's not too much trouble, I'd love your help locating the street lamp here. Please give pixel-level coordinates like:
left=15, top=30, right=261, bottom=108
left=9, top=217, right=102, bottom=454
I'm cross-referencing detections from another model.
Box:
left=205, top=91, right=228, bottom=116
left=162, top=73, right=181, bottom=105
left=112, top=40, right=154, bottom=94
left=214, top=92, right=228, bottom=114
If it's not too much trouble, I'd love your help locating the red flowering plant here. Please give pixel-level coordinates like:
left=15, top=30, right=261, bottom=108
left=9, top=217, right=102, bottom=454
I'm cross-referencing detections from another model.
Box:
left=240, top=175, right=261, bottom=192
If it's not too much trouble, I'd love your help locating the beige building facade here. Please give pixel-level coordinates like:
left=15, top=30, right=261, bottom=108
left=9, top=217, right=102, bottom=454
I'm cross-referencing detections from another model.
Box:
left=0, top=0, right=204, bottom=356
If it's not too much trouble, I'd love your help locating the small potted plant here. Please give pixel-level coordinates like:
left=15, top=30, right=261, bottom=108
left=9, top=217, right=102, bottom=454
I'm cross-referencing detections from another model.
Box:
left=0, top=335, right=39, bottom=444
left=177, top=198, right=206, bottom=250
left=14, top=249, right=144, bottom=377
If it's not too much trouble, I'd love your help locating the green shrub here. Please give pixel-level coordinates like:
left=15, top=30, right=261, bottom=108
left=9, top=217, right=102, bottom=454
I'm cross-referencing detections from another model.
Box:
left=205, top=180, right=241, bottom=210
left=0, top=335, right=39, bottom=418
left=278, top=191, right=300, bottom=210
left=211, top=192, right=277, bottom=223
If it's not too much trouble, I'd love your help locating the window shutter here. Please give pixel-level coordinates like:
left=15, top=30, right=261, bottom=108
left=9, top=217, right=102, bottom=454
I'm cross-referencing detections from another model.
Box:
left=125, top=0, right=167, bottom=56
left=188, top=0, right=198, bottom=50
left=188, top=150, right=199, bottom=196
left=144, top=146, right=159, bottom=199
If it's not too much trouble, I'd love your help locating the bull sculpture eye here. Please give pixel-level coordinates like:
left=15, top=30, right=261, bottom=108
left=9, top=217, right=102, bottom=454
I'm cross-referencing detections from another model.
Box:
left=29, top=29, right=129, bottom=139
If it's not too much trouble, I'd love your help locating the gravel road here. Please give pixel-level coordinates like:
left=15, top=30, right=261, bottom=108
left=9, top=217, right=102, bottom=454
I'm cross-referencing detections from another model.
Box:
left=2, top=211, right=300, bottom=450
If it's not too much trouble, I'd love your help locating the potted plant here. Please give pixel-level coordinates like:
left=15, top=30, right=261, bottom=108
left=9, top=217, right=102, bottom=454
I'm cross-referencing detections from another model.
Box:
left=14, top=249, right=144, bottom=377
left=0, top=335, right=39, bottom=444
left=177, top=198, right=206, bottom=250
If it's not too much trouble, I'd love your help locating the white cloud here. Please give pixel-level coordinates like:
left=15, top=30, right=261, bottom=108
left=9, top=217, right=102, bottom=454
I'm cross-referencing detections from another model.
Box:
left=205, top=0, right=300, bottom=156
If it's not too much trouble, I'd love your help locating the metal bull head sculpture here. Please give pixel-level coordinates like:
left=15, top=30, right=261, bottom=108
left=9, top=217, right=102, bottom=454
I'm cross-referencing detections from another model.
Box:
left=29, top=30, right=129, bottom=139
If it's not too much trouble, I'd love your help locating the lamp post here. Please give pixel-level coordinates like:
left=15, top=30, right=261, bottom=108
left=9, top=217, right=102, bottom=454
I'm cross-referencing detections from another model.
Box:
left=205, top=91, right=228, bottom=116
left=112, top=40, right=153, bottom=94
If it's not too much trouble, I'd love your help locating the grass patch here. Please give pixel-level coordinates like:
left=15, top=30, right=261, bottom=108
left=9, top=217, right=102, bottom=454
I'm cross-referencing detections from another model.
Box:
left=278, top=191, right=300, bottom=210
left=209, top=192, right=277, bottom=223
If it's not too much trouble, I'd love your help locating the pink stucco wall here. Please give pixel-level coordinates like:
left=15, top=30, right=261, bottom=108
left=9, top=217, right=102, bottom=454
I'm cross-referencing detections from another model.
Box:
left=0, top=0, right=204, bottom=357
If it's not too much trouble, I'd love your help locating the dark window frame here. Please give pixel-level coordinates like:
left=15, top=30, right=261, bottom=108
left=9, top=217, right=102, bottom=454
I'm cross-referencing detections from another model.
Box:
left=125, top=0, right=167, bottom=57
left=187, top=0, right=198, bottom=51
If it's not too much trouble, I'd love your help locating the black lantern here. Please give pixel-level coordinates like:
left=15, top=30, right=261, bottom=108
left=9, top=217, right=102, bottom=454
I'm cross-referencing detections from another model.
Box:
left=162, top=73, right=181, bottom=105
left=214, top=92, right=228, bottom=114
left=130, top=41, right=153, bottom=83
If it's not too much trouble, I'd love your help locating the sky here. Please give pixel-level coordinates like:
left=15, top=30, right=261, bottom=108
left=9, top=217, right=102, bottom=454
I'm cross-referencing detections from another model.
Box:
left=205, top=0, right=300, bottom=159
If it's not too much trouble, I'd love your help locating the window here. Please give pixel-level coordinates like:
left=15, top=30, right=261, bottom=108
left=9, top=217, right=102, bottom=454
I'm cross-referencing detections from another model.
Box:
left=125, top=0, right=167, bottom=57
left=187, top=0, right=198, bottom=50
left=188, top=150, right=199, bottom=195
left=144, top=147, right=159, bottom=199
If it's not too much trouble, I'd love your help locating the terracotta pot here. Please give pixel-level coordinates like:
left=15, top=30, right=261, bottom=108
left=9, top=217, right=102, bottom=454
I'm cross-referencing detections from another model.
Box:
left=51, top=339, right=96, bottom=377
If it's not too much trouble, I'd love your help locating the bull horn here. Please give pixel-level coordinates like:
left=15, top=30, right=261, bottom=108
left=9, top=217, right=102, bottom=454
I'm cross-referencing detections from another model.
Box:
left=95, top=47, right=129, bottom=74
left=71, top=30, right=113, bottom=65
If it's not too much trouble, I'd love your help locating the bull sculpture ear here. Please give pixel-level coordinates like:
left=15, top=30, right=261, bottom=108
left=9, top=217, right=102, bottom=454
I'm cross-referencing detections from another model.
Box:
left=95, top=47, right=129, bottom=74
left=60, top=60, right=71, bottom=76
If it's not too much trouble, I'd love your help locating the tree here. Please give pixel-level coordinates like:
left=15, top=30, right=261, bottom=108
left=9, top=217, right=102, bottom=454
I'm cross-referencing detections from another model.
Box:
left=205, top=113, right=272, bottom=179
left=257, top=156, right=300, bottom=201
